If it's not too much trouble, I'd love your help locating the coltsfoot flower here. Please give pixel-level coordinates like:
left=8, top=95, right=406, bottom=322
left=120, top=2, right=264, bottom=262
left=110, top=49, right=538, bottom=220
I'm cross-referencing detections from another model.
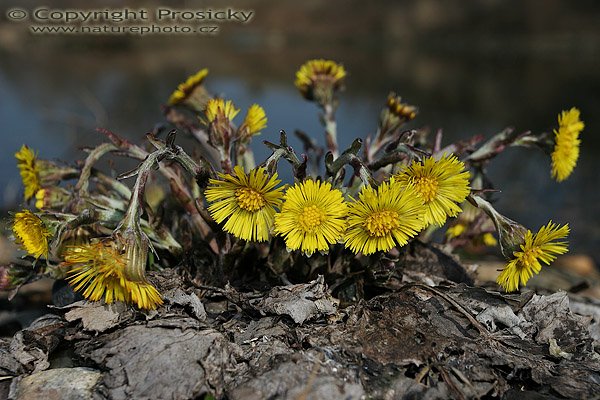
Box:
left=239, top=104, right=267, bottom=139
left=445, top=223, right=467, bottom=239
left=294, top=59, right=346, bottom=104
left=551, top=107, right=583, bottom=182
left=64, top=241, right=163, bottom=310
left=396, top=154, right=471, bottom=226
left=345, top=179, right=426, bottom=255
left=15, top=145, right=79, bottom=201
left=12, top=209, right=52, bottom=259
left=205, top=98, right=240, bottom=124
left=481, top=233, right=498, bottom=247
left=168, top=68, right=209, bottom=106
left=15, top=145, right=41, bottom=201
left=35, top=187, right=71, bottom=210
left=205, top=166, right=284, bottom=241
left=274, top=180, right=347, bottom=256
left=497, top=221, right=569, bottom=292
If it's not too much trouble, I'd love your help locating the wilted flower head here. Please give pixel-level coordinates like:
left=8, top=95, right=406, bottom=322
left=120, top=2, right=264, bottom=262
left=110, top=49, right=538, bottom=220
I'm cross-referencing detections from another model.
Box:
left=12, top=209, right=52, bottom=259
left=205, top=166, right=285, bottom=242
left=35, top=187, right=71, bottom=210
left=274, top=180, right=348, bottom=256
left=238, top=104, right=267, bottom=140
left=380, top=92, right=417, bottom=134
left=168, top=68, right=210, bottom=107
left=294, top=59, right=346, bottom=105
left=395, top=154, right=471, bottom=226
left=551, top=107, right=583, bottom=182
left=0, top=266, right=11, bottom=291
left=345, top=178, right=426, bottom=255
left=496, top=221, right=569, bottom=292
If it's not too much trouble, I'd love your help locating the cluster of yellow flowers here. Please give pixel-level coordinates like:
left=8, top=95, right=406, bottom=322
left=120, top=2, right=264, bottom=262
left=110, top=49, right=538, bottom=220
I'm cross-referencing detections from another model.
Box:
left=7, top=59, right=584, bottom=312
left=205, top=98, right=267, bottom=139
left=205, top=154, right=471, bottom=256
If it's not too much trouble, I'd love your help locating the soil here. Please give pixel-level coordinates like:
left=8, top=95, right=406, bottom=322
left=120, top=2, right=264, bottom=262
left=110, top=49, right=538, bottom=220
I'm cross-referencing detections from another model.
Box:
left=2, top=243, right=600, bottom=400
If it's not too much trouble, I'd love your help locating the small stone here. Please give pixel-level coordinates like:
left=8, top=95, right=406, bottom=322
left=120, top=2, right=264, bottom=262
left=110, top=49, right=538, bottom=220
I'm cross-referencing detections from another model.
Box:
left=12, top=367, right=101, bottom=400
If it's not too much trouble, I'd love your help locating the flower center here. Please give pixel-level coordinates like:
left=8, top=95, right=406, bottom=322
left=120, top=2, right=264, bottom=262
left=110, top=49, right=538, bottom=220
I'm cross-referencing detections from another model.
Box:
left=518, top=247, right=542, bottom=268
left=364, top=210, right=400, bottom=237
left=414, top=176, right=439, bottom=203
left=298, top=205, right=326, bottom=232
left=235, top=187, right=265, bottom=212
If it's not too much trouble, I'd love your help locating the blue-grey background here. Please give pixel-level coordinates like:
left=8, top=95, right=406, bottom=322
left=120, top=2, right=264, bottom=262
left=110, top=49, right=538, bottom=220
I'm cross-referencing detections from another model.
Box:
left=0, top=0, right=598, bottom=262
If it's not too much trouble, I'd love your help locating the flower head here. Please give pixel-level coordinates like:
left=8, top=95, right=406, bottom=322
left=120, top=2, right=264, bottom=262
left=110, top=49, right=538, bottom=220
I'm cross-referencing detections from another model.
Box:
left=497, top=221, right=569, bottom=292
left=481, top=233, right=497, bottom=247
left=205, top=166, right=284, bottom=241
left=15, top=145, right=79, bottom=201
left=379, top=92, right=418, bottom=134
left=445, top=223, right=466, bottom=239
left=12, top=209, right=52, bottom=259
left=64, top=241, right=163, bottom=310
left=239, top=104, right=267, bottom=139
left=35, top=187, right=71, bottom=210
left=551, top=108, right=583, bottom=182
left=15, top=145, right=41, bottom=201
left=396, top=154, right=471, bottom=226
left=168, top=68, right=209, bottom=106
left=205, top=98, right=240, bottom=124
left=444, top=202, right=497, bottom=248
left=557, top=107, right=584, bottom=136
left=294, top=59, right=346, bottom=104
left=274, top=180, right=347, bottom=256
left=345, top=179, right=426, bottom=255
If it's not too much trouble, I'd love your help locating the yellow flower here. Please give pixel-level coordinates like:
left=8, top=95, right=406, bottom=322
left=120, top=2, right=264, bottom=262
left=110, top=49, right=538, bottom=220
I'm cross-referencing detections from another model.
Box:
left=445, top=223, right=466, bottom=239
left=205, top=166, right=284, bottom=241
left=168, top=68, right=209, bottom=105
left=551, top=108, right=583, bottom=182
left=239, top=104, right=267, bottom=138
left=557, top=107, right=584, bottom=136
left=482, top=233, right=497, bottom=247
left=294, top=59, right=346, bottom=102
left=274, top=180, right=347, bottom=256
left=15, top=145, right=41, bottom=201
left=496, top=221, right=569, bottom=292
left=64, top=241, right=163, bottom=310
left=205, top=98, right=240, bottom=123
left=12, top=209, right=52, bottom=259
left=345, top=179, right=425, bottom=255
left=396, top=154, right=471, bottom=226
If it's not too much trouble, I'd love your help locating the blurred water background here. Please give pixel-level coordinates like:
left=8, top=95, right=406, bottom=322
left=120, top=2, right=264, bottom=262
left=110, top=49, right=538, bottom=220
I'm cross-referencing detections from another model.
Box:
left=0, top=0, right=598, bottom=262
